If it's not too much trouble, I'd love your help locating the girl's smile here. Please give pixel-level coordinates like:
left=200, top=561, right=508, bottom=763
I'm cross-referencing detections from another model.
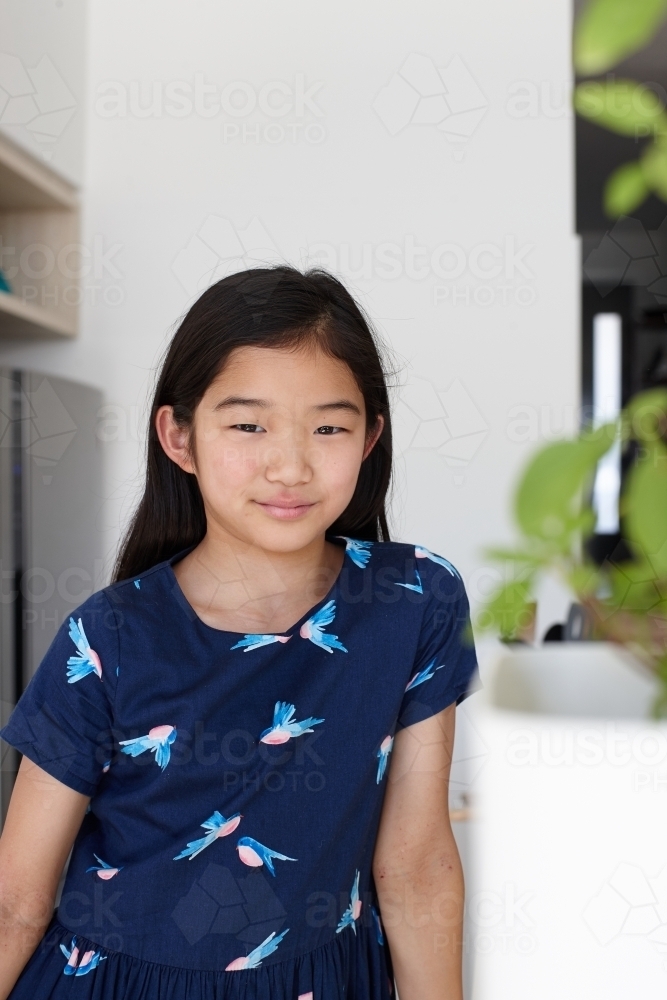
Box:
left=254, top=496, right=318, bottom=520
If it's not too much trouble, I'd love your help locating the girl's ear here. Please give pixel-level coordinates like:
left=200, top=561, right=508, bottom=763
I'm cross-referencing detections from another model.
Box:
left=155, top=405, right=196, bottom=474
left=362, top=414, right=385, bottom=461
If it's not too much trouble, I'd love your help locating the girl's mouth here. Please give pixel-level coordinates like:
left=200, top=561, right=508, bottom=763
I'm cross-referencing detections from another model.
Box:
left=254, top=500, right=316, bottom=520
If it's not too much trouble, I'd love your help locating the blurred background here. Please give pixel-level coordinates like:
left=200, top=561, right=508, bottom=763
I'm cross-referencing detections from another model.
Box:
left=2, top=1, right=667, bottom=996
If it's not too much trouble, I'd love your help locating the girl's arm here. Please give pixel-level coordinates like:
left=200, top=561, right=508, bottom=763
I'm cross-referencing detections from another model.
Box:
left=373, top=702, right=463, bottom=1000
left=0, top=756, right=90, bottom=999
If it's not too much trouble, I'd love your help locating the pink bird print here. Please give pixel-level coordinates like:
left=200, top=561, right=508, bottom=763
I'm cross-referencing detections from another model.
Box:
left=119, top=725, right=177, bottom=770
left=298, top=993, right=314, bottom=1000
left=230, top=634, right=291, bottom=652
left=405, top=658, right=444, bottom=691
left=299, top=600, right=347, bottom=653
left=236, top=836, right=296, bottom=876
left=259, top=701, right=324, bottom=744
left=60, top=937, right=106, bottom=976
left=66, top=618, right=102, bottom=683
left=376, top=735, right=394, bottom=783
left=335, top=536, right=373, bottom=568
left=173, top=810, right=242, bottom=861
left=395, top=567, right=423, bottom=593
left=225, top=928, right=290, bottom=970
left=86, top=854, right=122, bottom=879
left=415, top=544, right=461, bottom=579
left=336, top=870, right=362, bottom=933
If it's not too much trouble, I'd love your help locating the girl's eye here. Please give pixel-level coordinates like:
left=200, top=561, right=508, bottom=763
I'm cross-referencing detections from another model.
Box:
left=232, top=423, right=264, bottom=433
left=315, top=425, right=343, bottom=435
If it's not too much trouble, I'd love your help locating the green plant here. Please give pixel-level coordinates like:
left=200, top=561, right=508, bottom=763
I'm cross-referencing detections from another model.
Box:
left=477, top=388, right=667, bottom=717
left=574, top=0, right=667, bottom=216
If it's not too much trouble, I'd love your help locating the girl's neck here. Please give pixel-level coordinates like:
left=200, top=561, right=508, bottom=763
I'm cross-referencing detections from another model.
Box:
left=171, top=530, right=345, bottom=635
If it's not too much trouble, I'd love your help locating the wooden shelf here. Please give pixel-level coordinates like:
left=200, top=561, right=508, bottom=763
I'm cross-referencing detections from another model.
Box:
left=0, top=132, right=77, bottom=211
left=0, top=131, right=80, bottom=340
left=0, top=292, right=76, bottom=339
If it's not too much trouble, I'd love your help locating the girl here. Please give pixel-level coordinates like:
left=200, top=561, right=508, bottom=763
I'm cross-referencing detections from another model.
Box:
left=0, top=266, right=478, bottom=1000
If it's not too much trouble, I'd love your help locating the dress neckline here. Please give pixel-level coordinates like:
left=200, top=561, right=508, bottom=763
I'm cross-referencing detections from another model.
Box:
left=164, top=536, right=351, bottom=637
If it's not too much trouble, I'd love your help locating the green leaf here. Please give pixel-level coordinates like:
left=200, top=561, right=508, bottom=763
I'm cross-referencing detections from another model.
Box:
left=476, top=578, right=535, bottom=638
left=482, top=546, right=545, bottom=566
left=641, top=143, right=667, bottom=200
left=574, top=0, right=667, bottom=75
left=604, top=160, right=650, bottom=216
left=621, top=387, right=667, bottom=442
left=567, top=563, right=603, bottom=598
left=574, top=80, right=667, bottom=137
left=514, top=424, right=617, bottom=542
left=623, top=441, right=667, bottom=575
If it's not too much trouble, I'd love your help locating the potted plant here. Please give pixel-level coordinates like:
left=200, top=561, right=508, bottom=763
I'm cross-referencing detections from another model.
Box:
left=467, top=388, right=667, bottom=1000
left=476, top=386, right=667, bottom=712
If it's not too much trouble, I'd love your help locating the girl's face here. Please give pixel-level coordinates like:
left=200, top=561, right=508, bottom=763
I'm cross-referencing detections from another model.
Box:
left=156, top=344, right=384, bottom=553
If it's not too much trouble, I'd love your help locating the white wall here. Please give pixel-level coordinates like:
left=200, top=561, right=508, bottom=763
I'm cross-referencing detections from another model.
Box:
left=0, top=0, right=579, bottom=633
left=0, top=0, right=87, bottom=184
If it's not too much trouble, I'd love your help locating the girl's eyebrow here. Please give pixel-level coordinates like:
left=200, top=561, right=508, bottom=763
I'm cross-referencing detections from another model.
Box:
left=314, top=400, right=362, bottom=415
left=214, top=396, right=361, bottom=415
left=214, top=396, right=270, bottom=410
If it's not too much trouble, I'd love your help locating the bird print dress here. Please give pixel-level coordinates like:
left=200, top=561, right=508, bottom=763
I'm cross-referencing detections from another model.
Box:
left=0, top=538, right=479, bottom=1000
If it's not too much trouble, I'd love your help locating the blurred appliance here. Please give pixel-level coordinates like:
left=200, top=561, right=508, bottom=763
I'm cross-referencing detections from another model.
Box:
left=0, top=369, right=103, bottom=822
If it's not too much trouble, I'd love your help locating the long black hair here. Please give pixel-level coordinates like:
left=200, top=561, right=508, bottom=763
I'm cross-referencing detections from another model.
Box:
left=113, top=265, right=394, bottom=582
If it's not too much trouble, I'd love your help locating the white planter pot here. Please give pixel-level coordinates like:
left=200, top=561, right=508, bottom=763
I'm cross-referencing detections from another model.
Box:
left=468, top=642, right=667, bottom=1000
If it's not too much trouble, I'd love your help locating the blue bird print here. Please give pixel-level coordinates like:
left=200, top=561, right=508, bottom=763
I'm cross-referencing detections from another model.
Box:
left=119, top=725, right=177, bottom=770
left=66, top=618, right=103, bottom=683
left=336, top=870, right=362, bottom=933
left=226, top=928, right=290, bottom=970
left=395, top=567, right=423, bottom=593
left=260, top=701, right=325, bottom=744
left=336, top=536, right=373, bottom=568
left=174, top=810, right=242, bottom=860
left=405, top=658, right=444, bottom=691
left=230, top=633, right=291, bottom=652
left=415, top=544, right=461, bottom=579
left=376, top=735, right=394, bottom=783
left=299, top=600, right=347, bottom=653
left=86, top=854, right=123, bottom=880
left=372, top=904, right=384, bottom=945
left=60, top=937, right=106, bottom=976
left=236, top=836, right=296, bottom=876
left=134, top=579, right=141, bottom=589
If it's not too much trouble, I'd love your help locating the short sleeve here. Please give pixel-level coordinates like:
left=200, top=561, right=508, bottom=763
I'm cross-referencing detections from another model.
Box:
left=0, top=590, right=120, bottom=796
left=396, top=553, right=480, bottom=731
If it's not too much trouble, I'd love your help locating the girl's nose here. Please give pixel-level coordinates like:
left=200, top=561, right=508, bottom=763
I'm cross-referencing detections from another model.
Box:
left=264, top=440, right=313, bottom=486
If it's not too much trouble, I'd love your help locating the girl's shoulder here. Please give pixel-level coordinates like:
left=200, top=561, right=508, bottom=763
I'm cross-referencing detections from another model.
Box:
left=337, top=536, right=463, bottom=580
left=65, top=556, right=174, bottom=632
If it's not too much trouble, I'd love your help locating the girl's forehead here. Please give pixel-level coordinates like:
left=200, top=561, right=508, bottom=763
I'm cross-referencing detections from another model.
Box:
left=208, top=345, right=362, bottom=396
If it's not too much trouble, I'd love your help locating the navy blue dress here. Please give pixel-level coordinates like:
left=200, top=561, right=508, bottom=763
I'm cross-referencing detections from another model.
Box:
left=0, top=538, right=478, bottom=1000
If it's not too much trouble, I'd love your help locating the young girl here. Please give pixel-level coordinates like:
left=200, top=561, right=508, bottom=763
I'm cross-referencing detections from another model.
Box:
left=0, top=266, right=478, bottom=1000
